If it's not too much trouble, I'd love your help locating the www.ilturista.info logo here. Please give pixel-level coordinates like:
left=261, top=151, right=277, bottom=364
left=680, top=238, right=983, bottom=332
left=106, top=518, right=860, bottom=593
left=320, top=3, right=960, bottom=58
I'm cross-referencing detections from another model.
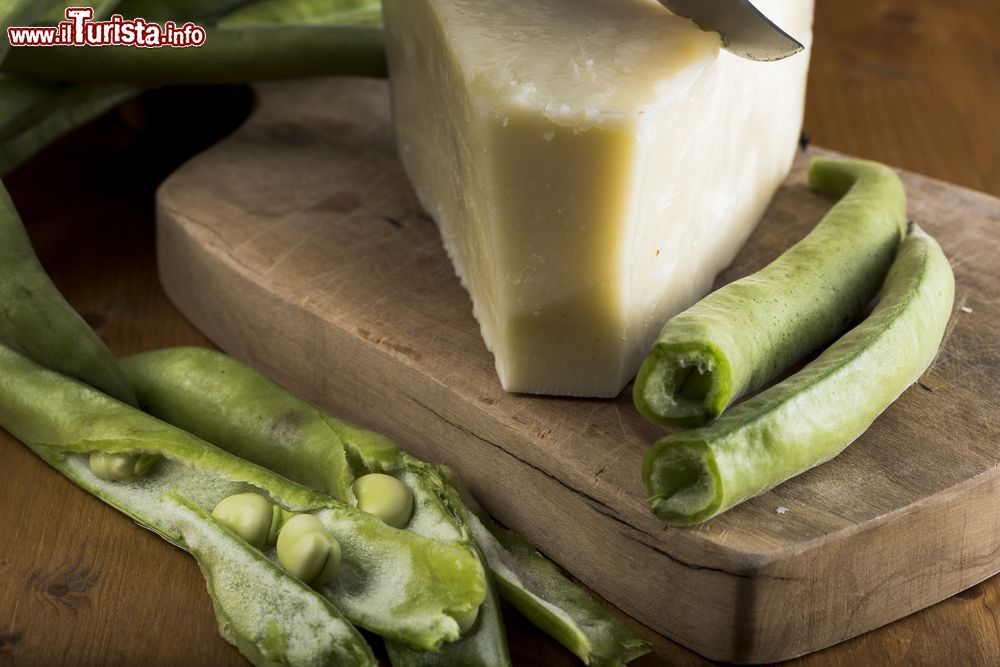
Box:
left=7, top=7, right=206, bottom=48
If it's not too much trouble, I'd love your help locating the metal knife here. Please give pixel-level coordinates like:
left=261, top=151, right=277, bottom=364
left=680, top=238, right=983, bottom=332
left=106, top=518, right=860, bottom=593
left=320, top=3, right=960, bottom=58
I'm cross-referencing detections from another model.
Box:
left=657, top=0, right=804, bottom=62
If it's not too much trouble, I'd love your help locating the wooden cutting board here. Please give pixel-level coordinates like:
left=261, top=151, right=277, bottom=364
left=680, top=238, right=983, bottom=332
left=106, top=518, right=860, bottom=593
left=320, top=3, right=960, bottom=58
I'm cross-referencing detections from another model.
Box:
left=155, top=78, right=1000, bottom=664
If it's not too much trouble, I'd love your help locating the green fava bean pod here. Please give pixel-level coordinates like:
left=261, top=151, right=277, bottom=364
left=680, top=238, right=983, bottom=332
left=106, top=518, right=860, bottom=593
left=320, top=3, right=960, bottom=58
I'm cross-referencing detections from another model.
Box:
left=446, top=471, right=651, bottom=667
left=634, top=157, right=907, bottom=427
left=384, top=474, right=508, bottom=667
left=119, top=348, right=650, bottom=666
left=217, top=0, right=383, bottom=27
left=0, top=342, right=486, bottom=652
left=163, top=493, right=376, bottom=667
left=123, top=350, right=354, bottom=502
left=644, top=225, right=955, bottom=525
left=120, top=347, right=510, bottom=666
left=0, top=185, right=138, bottom=406
left=1, top=25, right=388, bottom=84
left=0, top=79, right=141, bottom=177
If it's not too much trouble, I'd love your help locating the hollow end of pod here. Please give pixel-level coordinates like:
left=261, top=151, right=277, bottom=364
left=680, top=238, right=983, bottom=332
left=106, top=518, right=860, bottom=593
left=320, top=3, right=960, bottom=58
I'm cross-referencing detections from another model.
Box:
left=632, top=342, right=731, bottom=429
left=642, top=438, right=722, bottom=526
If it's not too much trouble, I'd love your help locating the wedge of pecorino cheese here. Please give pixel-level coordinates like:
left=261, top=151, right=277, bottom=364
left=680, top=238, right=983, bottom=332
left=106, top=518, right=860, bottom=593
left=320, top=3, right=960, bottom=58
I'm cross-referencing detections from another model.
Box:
left=383, top=0, right=814, bottom=397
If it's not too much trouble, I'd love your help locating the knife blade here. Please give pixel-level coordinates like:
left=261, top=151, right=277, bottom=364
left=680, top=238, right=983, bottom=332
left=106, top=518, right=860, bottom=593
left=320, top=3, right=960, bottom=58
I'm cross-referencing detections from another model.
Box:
left=657, top=0, right=804, bottom=62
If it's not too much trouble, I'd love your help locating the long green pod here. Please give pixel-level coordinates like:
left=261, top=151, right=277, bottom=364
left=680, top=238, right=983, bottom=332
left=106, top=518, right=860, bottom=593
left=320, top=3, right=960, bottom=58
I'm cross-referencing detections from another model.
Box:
left=161, top=492, right=376, bottom=667
left=383, top=477, right=510, bottom=667
left=2, top=25, right=388, bottom=83
left=114, top=0, right=251, bottom=22
left=644, top=224, right=955, bottom=525
left=0, top=342, right=485, bottom=650
left=1, top=0, right=137, bottom=405
left=0, top=0, right=63, bottom=61
left=121, top=347, right=512, bottom=667
left=634, top=157, right=907, bottom=427
left=120, top=347, right=648, bottom=665
left=2, top=0, right=235, bottom=177
left=0, top=76, right=65, bottom=137
left=321, top=419, right=511, bottom=665
left=219, top=0, right=382, bottom=27
left=0, top=185, right=138, bottom=405
left=124, top=348, right=355, bottom=502
left=0, top=80, right=140, bottom=176
left=448, top=473, right=651, bottom=667
left=40, top=0, right=123, bottom=22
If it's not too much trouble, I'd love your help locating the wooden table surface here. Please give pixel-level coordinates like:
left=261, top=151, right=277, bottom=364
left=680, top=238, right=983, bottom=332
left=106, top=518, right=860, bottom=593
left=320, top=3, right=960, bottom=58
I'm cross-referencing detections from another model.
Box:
left=1, top=0, right=998, bottom=665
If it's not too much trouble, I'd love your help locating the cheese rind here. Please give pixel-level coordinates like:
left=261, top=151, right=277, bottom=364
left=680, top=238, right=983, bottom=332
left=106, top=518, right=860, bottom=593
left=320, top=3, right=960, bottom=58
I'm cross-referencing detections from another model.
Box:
left=383, top=0, right=814, bottom=397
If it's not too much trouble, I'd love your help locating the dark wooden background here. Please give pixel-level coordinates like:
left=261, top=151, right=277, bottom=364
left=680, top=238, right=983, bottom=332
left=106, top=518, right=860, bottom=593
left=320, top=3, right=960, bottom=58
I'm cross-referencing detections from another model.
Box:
left=1, top=0, right=998, bottom=664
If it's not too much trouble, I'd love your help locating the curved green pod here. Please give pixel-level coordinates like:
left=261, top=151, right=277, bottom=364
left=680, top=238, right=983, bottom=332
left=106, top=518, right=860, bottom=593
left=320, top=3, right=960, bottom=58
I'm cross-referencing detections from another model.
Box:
left=120, top=348, right=648, bottom=666
left=644, top=224, right=955, bottom=525
left=0, top=185, right=138, bottom=406
left=477, top=526, right=650, bottom=667
left=162, top=492, right=376, bottom=667
left=447, top=472, right=650, bottom=667
left=634, top=157, right=907, bottom=427
left=0, top=342, right=485, bottom=651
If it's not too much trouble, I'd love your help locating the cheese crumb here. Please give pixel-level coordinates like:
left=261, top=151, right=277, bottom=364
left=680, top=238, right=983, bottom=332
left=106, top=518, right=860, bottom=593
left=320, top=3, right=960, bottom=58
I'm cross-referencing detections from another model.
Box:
left=960, top=306, right=973, bottom=314
left=776, top=507, right=789, bottom=515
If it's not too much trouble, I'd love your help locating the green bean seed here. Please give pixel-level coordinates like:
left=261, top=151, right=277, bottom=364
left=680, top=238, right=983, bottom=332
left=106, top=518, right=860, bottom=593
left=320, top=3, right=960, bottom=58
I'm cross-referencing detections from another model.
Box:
left=211, top=492, right=283, bottom=549
left=634, top=157, right=907, bottom=427
left=277, top=514, right=342, bottom=586
left=353, top=473, right=413, bottom=529
left=88, top=451, right=157, bottom=481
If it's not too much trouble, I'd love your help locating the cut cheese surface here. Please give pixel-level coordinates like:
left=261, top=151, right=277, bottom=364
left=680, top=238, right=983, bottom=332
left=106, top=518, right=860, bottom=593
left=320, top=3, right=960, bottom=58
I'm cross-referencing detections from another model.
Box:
left=383, top=0, right=814, bottom=397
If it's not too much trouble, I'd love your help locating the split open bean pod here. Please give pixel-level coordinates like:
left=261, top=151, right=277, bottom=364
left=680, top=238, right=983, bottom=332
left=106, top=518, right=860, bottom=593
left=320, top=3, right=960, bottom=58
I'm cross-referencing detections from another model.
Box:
left=120, top=347, right=651, bottom=666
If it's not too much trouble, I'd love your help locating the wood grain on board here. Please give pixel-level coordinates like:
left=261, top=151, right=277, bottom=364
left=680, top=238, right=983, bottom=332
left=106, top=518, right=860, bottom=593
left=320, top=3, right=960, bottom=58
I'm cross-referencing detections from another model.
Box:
left=154, top=76, right=1000, bottom=663
left=1, top=0, right=998, bottom=665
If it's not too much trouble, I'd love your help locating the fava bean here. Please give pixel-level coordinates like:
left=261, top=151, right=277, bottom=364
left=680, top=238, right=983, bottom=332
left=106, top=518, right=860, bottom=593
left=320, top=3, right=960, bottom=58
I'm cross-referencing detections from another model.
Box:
left=211, top=492, right=287, bottom=549
left=89, top=451, right=158, bottom=482
left=276, top=513, right=342, bottom=586
left=353, top=472, right=413, bottom=528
